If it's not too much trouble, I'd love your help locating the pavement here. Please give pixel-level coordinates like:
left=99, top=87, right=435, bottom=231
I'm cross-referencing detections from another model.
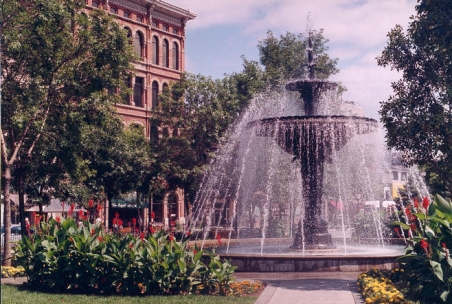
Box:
left=2, top=271, right=364, bottom=304
left=233, top=272, right=364, bottom=304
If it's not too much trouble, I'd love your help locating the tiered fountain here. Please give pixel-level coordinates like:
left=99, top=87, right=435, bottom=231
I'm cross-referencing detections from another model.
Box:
left=190, top=30, right=404, bottom=272
left=249, top=33, right=378, bottom=250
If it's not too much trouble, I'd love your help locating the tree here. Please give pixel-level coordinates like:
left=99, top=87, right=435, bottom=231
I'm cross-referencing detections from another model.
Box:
left=150, top=72, right=260, bottom=212
left=255, top=30, right=339, bottom=87
left=1, top=0, right=134, bottom=265
left=377, top=0, right=452, bottom=196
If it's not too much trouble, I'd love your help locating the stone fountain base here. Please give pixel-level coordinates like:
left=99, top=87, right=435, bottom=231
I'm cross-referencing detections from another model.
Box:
left=218, top=253, right=399, bottom=272
left=195, top=237, right=403, bottom=273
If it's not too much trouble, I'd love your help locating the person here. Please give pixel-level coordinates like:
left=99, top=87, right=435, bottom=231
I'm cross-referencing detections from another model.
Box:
left=25, top=217, right=30, bottom=236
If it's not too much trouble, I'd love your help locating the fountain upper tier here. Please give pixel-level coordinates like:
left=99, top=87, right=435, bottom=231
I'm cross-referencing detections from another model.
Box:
left=286, top=79, right=339, bottom=115
left=248, top=115, right=378, bottom=161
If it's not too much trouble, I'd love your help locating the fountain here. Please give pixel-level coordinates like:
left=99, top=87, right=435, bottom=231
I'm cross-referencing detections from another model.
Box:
left=188, top=29, right=406, bottom=272
left=248, top=32, right=378, bottom=250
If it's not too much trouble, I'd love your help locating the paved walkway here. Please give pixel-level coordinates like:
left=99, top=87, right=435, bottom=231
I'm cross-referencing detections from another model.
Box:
left=233, top=272, right=364, bottom=304
left=2, top=272, right=364, bottom=304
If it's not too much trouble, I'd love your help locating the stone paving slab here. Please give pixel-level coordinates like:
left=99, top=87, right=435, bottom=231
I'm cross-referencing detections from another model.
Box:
left=232, top=272, right=364, bottom=304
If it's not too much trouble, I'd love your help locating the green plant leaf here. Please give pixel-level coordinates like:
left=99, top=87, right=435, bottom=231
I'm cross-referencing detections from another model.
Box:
left=433, top=194, right=452, bottom=223
left=430, top=260, right=444, bottom=282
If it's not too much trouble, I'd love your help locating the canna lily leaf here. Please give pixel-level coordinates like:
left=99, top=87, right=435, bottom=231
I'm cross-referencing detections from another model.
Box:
left=433, top=194, right=452, bottom=223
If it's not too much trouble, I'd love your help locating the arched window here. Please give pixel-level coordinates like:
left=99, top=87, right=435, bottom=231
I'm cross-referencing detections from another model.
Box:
left=152, top=36, right=159, bottom=65
left=134, top=32, right=144, bottom=58
left=110, top=7, right=117, bottom=14
left=152, top=81, right=159, bottom=108
left=172, top=42, right=179, bottom=70
left=123, top=11, right=130, bottom=18
left=134, top=77, right=144, bottom=107
left=92, top=1, right=99, bottom=8
left=162, top=39, right=169, bottom=68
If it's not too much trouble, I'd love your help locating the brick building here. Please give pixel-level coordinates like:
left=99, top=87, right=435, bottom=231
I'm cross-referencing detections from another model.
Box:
left=86, top=0, right=196, bottom=230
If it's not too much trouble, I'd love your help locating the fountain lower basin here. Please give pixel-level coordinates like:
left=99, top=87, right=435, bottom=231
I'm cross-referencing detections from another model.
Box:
left=211, top=238, right=403, bottom=272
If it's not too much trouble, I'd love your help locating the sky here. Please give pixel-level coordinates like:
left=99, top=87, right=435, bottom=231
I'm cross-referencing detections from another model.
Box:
left=168, top=0, right=417, bottom=119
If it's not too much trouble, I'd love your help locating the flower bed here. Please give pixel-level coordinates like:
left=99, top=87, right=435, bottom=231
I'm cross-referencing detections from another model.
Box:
left=1, top=266, right=25, bottom=278
left=357, top=268, right=414, bottom=304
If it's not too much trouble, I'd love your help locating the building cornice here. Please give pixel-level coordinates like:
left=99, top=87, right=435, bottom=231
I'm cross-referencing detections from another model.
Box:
left=109, top=0, right=196, bottom=23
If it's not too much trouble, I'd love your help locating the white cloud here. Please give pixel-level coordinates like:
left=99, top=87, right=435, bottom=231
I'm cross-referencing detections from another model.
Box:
left=167, top=0, right=416, bottom=118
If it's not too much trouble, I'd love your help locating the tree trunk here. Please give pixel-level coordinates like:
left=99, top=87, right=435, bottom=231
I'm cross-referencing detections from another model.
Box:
left=2, top=163, right=13, bottom=266
left=18, top=166, right=26, bottom=239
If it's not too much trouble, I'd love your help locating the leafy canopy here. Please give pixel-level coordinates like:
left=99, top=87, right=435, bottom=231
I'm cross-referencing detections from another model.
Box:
left=377, top=0, right=452, bottom=195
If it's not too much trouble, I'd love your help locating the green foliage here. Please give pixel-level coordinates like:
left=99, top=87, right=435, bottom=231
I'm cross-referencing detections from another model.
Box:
left=350, top=208, right=398, bottom=240
left=14, top=218, right=236, bottom=296
left=256, top=30, right=339, bottom=87
left=1, top=0, right=134, bottom=265
left=378, top=0, right=452, bottom=194
left=150, top=73, right=257, bottom=198
left=395, top=194, right=452, bottom=303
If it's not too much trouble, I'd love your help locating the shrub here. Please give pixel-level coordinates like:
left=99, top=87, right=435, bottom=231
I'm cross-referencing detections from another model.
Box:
left=14, top=218, right=237, bottom=296
left=393, top=194, right=452, bottom=303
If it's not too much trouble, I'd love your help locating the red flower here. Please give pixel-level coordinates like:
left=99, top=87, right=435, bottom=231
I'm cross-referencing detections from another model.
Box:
left=98, top=236, right=103, bottom=242
left=78, top=210, right=83, bottom=218
left=132, top=218, right=137, bottom=226
left=422, top=197, right=430, bottom=209
left=129, top=243, right=133, bottom=249
left=56, top=216, right=61, bottom=223
left=169, top=234, right=174, bottom=241
left=419, top=239, right=428, bottom=253
left=97, top=204, right=102, bottom=211
left=140, top=232, right=145, bottom=240
left=88, top=200, right=94, bottom=208
left=149, top=226, right=155, bottom=234
left=193, top=249, right=197, bottom=255
left=405, top=208, right=411, bottom=216
left=216, top=234, right=222, bottom=244
left=91, top=228, right=95, bottom=236
left=117, top=219, right=123, bottom=227
left=69, top=237, right=74, bottom=242
left=413, top=198, right=419, bottom=208
left=394, top=227, right=401, bottom=237
left=70, top=203, right=75, bottom=213
left=112, top=218, right=117, bottom=225
left=442, top=243, right=447, bottom=250
left=410, top=223, right=416, bottom=231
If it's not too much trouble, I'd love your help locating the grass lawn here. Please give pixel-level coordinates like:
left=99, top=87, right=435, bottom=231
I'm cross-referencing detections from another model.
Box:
left=1, top=285, right=258, bottom=304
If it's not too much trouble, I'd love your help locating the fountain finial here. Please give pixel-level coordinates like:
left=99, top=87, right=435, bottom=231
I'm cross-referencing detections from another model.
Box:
left=306, top=13, right=315, bottom=80
left=306, top=12, right=313, bottom=34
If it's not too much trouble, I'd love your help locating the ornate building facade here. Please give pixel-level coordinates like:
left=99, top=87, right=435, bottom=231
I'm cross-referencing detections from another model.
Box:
left=86, top=0, right=196, bottom=230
